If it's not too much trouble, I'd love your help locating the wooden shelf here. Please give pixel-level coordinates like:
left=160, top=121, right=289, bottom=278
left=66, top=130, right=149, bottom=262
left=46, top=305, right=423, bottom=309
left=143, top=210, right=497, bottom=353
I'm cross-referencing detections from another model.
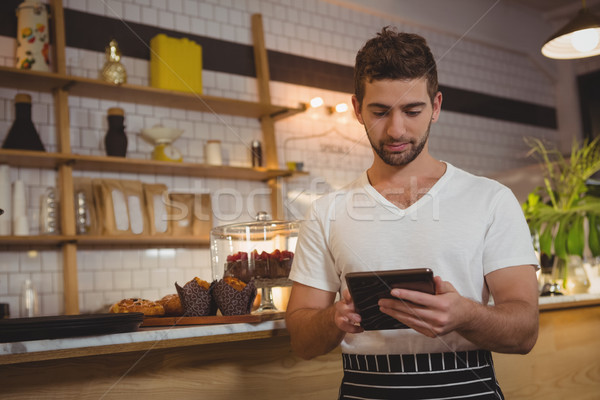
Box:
left=0, top=235, right=66, bottom=249
left=75, top=235, right=210, bottom=248
left=0, top=150, right=299, bottom=181
left=0, top=66, right=304, bottom=120
left=0, top=235, right=209, bottom=249
left=0, top=66, right=71, bottom=93
left=69, top=154, right=295, bottom=181
left=0, top=149, right=70, bottom=169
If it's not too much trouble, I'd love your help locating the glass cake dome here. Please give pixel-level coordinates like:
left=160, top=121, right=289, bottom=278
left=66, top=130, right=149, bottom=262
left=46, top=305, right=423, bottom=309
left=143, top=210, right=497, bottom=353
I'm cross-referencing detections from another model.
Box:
left=210, top=212, right=300, bottom=311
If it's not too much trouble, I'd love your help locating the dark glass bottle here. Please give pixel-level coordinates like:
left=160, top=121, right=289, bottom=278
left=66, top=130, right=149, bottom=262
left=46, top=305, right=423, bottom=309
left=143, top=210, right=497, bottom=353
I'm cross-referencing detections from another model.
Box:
left=251, top=140, right=263, bottom=167
left=104, top=107, right=128, bottom=157
left=2, top=93, right=46, bottom=151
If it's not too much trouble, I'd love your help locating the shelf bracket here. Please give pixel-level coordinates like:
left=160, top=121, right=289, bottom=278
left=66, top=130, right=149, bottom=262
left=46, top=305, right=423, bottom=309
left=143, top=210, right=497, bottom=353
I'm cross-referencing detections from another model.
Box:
left=60, top=80, right=77, bottom=92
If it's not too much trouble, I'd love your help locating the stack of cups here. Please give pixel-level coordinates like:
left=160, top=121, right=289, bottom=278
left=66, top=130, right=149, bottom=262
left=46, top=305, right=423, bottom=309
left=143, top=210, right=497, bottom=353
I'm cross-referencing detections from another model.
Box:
left=12, top=180, right=29, bottom=236
left=0, top=165, right=11, bottom=235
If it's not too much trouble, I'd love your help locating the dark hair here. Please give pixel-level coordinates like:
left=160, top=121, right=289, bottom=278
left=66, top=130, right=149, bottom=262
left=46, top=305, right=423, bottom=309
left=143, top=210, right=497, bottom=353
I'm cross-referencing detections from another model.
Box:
left=354, top=27, right=438, bottom=106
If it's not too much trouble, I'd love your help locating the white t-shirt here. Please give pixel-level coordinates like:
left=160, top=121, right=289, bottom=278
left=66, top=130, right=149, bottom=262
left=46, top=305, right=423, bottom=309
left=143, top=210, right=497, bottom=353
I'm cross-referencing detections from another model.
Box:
left=289, top=162, right=539, bottom=355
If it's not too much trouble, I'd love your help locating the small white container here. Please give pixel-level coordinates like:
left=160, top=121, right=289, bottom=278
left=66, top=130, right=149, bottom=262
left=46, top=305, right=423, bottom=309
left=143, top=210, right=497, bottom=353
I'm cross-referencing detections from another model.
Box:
left=12, top=180, right=29, bottom=235
left=12, top=180, right=26, bottom=216
left=205, top=140, right=223, bottom=165
left=13, top=215, right=30, bottom=236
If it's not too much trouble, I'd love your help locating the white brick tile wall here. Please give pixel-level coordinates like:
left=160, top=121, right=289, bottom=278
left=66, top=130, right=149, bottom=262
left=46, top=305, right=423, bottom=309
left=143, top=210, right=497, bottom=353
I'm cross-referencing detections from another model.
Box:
left=94, top=270, right=113, bottom=291
left=106, top=0, right=123, bottom=17
left=41, top=292, right=61, bottom=315
left=113, top=270, right=132, bottom=290
left=141, top=6, right=158, bottom=25
left=131, top=269, right=151, bottom=289
left=158, top=10, right=175, bottom=30
left=0, top=0, right=568, bottom=313
left=78, top=271, right=94, bottom=292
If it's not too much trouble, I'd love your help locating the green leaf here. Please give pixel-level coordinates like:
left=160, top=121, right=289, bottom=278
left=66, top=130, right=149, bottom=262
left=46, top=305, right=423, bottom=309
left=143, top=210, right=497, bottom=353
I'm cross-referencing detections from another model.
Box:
left=566, top=214, right=585, bottom=257
left=527, top=192, right=539, bottom=208
left=589, top=213, right=600, bottom=258
left=539, top=223, right=554, bottom=256
left=554, top=217, right=569, bottom=260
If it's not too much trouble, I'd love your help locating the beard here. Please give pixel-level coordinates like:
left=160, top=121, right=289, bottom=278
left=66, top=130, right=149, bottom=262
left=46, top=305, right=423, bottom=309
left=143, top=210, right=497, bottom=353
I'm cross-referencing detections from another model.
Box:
left=366, top=121, right=431, bottom=166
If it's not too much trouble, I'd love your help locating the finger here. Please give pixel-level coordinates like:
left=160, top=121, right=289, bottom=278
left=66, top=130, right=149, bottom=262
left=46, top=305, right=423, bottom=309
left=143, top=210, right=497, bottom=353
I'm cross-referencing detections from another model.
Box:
left=342, top=289, right=353, bottom=302
left=379, top=299, right=424, bottom=321
left=434, top=276, right=444, bottom=294
left=335, top=300, right=362, bottom=324
left=434, top=277, right=456, bottom=294
left=379, top=306, right=436, bottom=338
left=378, top=297, right=420, bottom=313
left=389, top=288, right=433, bottom=306
left=337, top=314, right=364, bottom=333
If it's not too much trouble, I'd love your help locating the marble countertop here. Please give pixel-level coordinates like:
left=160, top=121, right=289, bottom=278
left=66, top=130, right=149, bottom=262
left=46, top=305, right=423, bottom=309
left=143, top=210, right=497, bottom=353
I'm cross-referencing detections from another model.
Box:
left=0, top=318, right=287, bottom=364
left=538, top=291, right=600, bottom=309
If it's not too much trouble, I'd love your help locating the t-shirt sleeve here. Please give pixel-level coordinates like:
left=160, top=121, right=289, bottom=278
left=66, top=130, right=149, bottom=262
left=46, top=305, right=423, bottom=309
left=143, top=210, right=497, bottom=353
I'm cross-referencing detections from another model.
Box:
left=288, top=202, right=341, bottom=293
left=482, top=187, right=540, bottom=275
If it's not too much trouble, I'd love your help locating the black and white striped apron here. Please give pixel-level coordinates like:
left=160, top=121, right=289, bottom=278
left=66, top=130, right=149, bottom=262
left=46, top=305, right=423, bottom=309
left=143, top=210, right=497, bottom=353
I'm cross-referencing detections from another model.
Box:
left=339, top=350, right=504, bottom=400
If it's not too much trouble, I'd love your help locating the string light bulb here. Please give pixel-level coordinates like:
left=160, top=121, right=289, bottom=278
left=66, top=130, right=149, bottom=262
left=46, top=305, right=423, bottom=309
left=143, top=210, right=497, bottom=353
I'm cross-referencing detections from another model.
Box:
left=334, top=103, right=349, bottom=113
left=327, top=102, right=349, bottom=114
left=309, top=97, right=324, bottom=108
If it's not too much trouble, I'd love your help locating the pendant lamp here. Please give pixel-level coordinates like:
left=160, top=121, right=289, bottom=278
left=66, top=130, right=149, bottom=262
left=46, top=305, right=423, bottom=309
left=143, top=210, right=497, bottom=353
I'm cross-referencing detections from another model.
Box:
left=541, top=0, right=600, bottom=59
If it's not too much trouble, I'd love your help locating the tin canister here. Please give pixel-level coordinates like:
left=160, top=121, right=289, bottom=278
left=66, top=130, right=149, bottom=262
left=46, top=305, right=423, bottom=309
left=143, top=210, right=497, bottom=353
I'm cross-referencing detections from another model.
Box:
left=15, top=1, right=51, bottom=71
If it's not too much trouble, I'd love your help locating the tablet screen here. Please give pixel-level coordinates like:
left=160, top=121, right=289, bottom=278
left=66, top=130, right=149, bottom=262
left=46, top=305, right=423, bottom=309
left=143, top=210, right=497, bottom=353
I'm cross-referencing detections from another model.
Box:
left=344, top=268, right=435, bottom=330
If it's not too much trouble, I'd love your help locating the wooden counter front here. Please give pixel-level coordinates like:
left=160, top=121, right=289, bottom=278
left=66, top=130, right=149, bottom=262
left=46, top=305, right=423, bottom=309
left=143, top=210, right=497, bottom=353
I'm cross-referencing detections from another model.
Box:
left=1, top=335, right=343, bottom=400
left=494, top=303, right=600, bottom=399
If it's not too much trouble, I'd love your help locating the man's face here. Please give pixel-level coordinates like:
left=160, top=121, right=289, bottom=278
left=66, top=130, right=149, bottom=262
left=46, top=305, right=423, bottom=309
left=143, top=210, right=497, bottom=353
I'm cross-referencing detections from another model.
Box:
left=352, top=78, right=441, bottom=166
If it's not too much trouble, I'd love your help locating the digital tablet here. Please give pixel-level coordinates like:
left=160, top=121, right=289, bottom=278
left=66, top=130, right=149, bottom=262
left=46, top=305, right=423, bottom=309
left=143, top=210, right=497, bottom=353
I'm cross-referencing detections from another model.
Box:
left=344, top=268, right=435, bottom=331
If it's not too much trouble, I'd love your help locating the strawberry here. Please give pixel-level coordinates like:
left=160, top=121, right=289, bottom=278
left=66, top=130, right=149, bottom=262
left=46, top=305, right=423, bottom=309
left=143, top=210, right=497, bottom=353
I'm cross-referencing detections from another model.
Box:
left=270, top=249, right=281, bottom=259
left=281, top=250, right=294, bottom=259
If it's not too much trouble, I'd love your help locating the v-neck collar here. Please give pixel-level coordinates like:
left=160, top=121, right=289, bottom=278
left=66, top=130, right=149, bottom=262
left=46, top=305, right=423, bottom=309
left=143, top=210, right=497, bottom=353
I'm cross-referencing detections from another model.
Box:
left=361, top=162, right=454, bottom=215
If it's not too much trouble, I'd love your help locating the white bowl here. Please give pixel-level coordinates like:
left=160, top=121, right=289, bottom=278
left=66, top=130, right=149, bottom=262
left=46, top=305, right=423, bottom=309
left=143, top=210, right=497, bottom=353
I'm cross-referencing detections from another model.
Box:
left=141, top=125, right=184, bottom=144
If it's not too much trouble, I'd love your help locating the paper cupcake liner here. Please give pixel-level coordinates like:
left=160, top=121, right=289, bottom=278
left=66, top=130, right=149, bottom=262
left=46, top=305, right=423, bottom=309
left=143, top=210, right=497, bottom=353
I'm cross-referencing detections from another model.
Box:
left=175, top=279, right=217, bottom=317
left=213, top=279, right=257, bottom=316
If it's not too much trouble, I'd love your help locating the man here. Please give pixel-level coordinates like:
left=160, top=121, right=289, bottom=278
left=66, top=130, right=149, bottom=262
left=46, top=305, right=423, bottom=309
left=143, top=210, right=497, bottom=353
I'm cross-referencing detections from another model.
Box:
left=285, top=27, right=539, bottom=399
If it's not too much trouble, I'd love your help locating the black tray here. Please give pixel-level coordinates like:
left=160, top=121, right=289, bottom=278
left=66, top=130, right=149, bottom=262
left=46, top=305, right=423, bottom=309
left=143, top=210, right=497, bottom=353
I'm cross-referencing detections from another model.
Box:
left=0, top=313, right=144, bottom=343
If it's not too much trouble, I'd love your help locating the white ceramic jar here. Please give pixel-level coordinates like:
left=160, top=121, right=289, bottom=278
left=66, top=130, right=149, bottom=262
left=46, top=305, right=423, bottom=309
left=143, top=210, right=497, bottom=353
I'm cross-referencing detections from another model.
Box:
left=205, top=140, right=223, bottom=165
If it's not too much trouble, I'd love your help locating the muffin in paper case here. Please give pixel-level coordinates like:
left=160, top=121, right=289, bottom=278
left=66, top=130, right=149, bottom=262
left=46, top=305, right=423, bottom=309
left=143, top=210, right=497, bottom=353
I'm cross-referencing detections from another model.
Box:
left=175, top=278, right=217, bottom=317
left=213, top=277, right=257, bottom=316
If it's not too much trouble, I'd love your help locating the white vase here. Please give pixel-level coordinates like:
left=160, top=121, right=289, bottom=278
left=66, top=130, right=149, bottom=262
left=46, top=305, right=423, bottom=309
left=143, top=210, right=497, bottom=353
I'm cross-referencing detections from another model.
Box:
left=15, top=1, right=51, bottom=72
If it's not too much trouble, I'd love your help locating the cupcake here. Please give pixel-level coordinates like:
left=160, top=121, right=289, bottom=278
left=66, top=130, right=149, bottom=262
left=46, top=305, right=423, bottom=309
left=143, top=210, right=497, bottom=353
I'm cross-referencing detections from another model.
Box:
left=175, top=277, right=217, bottom=317
left=213, top=276, right=257, bottom=315
left=156, top=293, right=184, bottom=316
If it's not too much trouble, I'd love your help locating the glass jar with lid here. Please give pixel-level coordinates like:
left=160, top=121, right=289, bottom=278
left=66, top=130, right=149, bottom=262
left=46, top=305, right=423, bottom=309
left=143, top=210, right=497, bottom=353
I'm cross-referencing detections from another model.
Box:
left=210, top=212, right=300, bottom=311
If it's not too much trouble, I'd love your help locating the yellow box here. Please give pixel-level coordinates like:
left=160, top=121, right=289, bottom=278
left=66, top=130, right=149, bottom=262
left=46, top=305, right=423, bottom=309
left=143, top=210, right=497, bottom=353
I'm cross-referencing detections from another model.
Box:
left=150, top=34, right=202, bottom=94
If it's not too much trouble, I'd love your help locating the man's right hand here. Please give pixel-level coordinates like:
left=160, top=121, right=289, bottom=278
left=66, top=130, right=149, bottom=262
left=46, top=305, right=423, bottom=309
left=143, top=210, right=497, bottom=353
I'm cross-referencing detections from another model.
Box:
left=334, top=289, right=365, bottom=334
left=286, top=283, right=362, bottom=359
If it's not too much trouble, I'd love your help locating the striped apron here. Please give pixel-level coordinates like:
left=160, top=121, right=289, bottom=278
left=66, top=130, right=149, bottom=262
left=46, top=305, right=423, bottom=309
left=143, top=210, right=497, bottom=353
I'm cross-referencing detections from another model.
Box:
left=339, top=350, right=504, bottom=399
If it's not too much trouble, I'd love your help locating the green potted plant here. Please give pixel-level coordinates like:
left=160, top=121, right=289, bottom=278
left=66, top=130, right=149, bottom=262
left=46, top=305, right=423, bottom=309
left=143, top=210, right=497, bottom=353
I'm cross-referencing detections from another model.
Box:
left=522, top=136, right=600, bottom=295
